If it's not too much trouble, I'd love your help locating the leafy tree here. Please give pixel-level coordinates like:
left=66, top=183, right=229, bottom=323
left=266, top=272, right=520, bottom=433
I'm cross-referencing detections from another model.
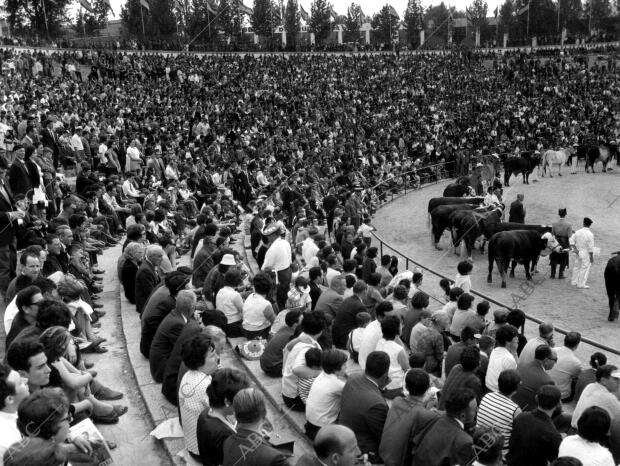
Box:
left=251, top=0, right=273, bottom=37
left=344, top=2, right=363, bottom=41
left=309, top=0, right=332, bottom=44
left=121, top=0, right=146, bottom=36
left=371, top=4, right=399, bottom=44
left=6, top=0, right=71, bottom=37
left=424, top=1, right=450, bottom=41
left=217, top=0, right=242, bottom=39
left=186, top=0, right=218, bottom=42
left=469, top=0, right=488, bottom=28
left=150, top=0, right=177, bottom=36
left=498, top=0, right=516, bottom=36
left=284, top=0, right=300, bottom=48
left=404, top=0, right=424, bottom=32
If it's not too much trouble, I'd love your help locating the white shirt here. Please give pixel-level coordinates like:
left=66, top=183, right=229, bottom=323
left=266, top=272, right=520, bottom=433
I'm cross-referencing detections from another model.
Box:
left=571, top=382, right=620, bottom=428
left=301, top=238, right=319, bottom=265
left=281, top=334, right=321, bottom=398
left=375, top=338, right=405, bottom=390
left=3, top=298, right=18, bottom=335
left=358, top=320, right=383, bottom=371
left=572, top=227, right=594, bottom=253
left=215, top=286, right=243, bottom=324
left=122, top=179, right=140, bottom=198
left=325, top=268, right=341, bottom=287
left=518, top=336, right=550, bottom=369
left=262, top=237, right=292, bottom=272
left=305, top=372, right=346, bottom=427
left=71, top=133, right=84, bottom=151
left=558, top=435, right=615, bottom=466
left=0, top=410, right=21, bottom=466
left=485, top=347, right=517, bottom=392
left=548, top=346, right=583, bottom=398
left=179, top=370, right=211, bottom=455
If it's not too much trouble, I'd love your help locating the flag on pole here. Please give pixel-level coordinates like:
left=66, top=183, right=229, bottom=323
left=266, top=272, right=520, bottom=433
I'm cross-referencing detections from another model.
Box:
left=236, top=0, right=253, bottom=15
left=329, top=6, right=338, bottom=20
left=79, top=0, right=93, bottom=11
left=299, top=5, right=309, bottom=21
left=493, top=6, right=498, bottom=16
left=516, top=3, right=529, bottom=15
left=47, top=0, right=58, bottom=5
left=388, top=5, right=399, bottom=18
left=103, top=0, right=115, bottom=16
left=206, top=0, right=217, bottom=15
left=140, top=0, right=150, bottom=11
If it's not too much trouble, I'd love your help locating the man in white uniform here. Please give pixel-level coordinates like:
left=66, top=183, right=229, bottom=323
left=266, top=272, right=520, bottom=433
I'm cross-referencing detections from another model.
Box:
left=261, top=222, right=292, bottom=309
left=570, top=217, right=594, bottom=289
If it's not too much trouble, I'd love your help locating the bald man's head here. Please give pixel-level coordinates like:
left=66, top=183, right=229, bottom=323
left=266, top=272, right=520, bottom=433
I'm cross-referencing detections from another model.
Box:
left=314, top=424, right=359, bottom=465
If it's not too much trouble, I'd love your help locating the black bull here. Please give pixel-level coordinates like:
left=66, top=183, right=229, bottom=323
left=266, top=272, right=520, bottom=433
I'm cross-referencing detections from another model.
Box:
left=487, top=230, right=550, bottom=288
left=503, top=153, right=541, bottom=186
left=427, top=197, right=485, bottom=226
left=430, top=204, right=481, bottom=249
left=450, top=208, right=503, bottom=259
left=605, top=253, right=620, bottom=321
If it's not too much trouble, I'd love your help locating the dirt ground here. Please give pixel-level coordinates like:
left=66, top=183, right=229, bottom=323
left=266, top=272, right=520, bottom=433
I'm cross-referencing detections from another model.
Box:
left=373, top=166, right=620, bottom=365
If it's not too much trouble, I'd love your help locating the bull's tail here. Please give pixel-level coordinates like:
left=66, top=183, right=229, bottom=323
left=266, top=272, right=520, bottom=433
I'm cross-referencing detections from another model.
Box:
left=427, top=211, right=431, bottom=229
left=541, top=151, right=548, bottom=175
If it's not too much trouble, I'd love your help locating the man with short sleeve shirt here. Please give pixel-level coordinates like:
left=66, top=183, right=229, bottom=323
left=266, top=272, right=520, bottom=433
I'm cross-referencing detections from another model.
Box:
left=261, top=223, right=292, bottom=309
left=571, top=217, right=595, bottom=288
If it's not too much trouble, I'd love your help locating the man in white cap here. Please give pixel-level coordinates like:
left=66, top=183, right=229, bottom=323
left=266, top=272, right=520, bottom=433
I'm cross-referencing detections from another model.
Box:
left=261, top=222, right=292, bottom=310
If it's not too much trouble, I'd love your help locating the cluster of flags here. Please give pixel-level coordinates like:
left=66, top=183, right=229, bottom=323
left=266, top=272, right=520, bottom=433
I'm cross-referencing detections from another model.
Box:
left=79, top=0, right=114, bottom=15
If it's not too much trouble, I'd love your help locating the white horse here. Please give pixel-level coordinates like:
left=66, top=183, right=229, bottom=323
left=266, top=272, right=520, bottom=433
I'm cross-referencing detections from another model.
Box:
left=541, top=147, right=574, bottom=177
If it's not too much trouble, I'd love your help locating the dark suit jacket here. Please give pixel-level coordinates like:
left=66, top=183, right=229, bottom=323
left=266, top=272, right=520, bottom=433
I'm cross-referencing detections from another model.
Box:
left=140, top=285, right=175, bottom=358
left=135, top=260, right=161, bottom=314
left=411, top=414, right=473, bottom=466
left=313, top=289, right=343, bottom=319
left=338, top=374, right=388, bottom=458
left=507, top=409, right=561, bottom=466
left=121, top=259, right=139, bottom=304
left=294, top=454, right=324, bottom=466
left=332, top=295, right=366, bottom=349
left=512, top=360, right=555, bottom=410
left=161, top=320, right=201, bottom=405
left=8, top=160, right=33, bottom=197
left=508, top=200, right=525, bottom=223
left=41, top=128, right=59, bottom=157
left=149, top=310, right=188, bottom=383
left=222, top=428, right=290, bottom=466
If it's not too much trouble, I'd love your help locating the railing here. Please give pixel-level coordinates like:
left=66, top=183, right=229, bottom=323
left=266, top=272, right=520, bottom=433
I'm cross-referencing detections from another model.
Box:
left=368, top=186, right=620, bottom=358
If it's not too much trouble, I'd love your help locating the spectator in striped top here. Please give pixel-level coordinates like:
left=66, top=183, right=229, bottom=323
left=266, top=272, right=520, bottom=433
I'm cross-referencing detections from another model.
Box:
left=476, top=369, right=522, bottom=458
left=297, top=348, right=322, bottom=404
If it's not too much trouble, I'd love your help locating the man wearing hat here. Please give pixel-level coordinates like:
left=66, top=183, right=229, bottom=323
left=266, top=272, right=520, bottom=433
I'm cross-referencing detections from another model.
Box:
left=261, top=222, right=292, bottom=310
left=8, top=144, right=33, bottom=198
left=550, top=208, right=572, bottom=279
left=570, top=217, right=595, bottom=289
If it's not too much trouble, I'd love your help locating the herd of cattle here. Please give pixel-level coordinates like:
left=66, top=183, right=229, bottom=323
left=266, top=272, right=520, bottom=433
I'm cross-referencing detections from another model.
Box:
left=423, top=143, right=620, bottom=319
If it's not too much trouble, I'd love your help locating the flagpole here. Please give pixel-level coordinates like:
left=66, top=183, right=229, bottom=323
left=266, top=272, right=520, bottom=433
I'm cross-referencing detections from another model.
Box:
left=526, top=0, right=530, bottom=37
left=41, top=0, right=50, bottom=41
left=80, top=7, right=85, bottom=37
left=557, top=0, right=560, bottom=33
left=140, top=3, right=145, bottom=36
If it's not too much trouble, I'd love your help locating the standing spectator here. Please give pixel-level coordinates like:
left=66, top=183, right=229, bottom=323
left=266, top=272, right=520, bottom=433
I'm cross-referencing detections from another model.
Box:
left=508, top=194, right=526, bottom=223
left=570, top=217, right=595, bottom=289
left=550, top=208, right=572, bottom=279
left=196, top=368, right=251, bottom=466
left=549, top=332, right=584, bottom=402
left=454, top=261, right=473, bottom=293
left=261, top=223, right=292, bottom=310
left=559, top=407, right=615, bottom=466
left=305, top=349, right=348, bottom=440
left=485, top=325, right=519, bottom=392
left=477, top=369, right=522, bottom=458
left=221, top=388, right=290, bottom=466
left=411, top=388, right=477, bottom=466
left=338, top=351, right=390, bottom=463
left=507, top=385, right=563, bottom=466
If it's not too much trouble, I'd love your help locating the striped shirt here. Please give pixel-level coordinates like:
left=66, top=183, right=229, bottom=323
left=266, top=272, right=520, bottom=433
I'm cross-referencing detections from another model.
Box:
left=476, top=391, right=521, bottom=453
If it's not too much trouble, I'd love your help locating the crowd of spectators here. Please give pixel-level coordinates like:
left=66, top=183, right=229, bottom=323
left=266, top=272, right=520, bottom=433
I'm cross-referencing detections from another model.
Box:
left=0, top=44, right=617, bottom=465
